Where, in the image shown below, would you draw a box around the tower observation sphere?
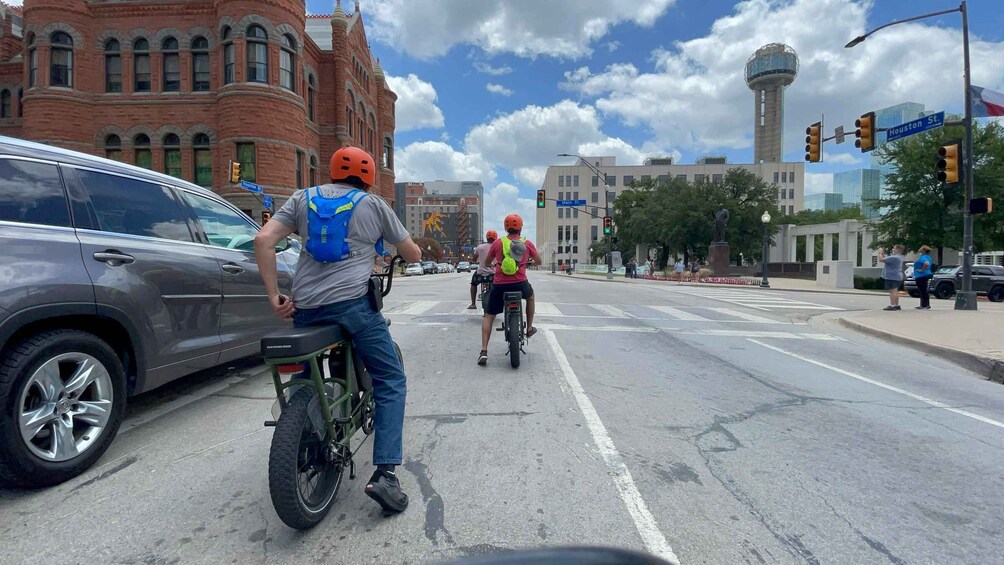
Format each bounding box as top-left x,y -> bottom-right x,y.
745,44 -> 799,164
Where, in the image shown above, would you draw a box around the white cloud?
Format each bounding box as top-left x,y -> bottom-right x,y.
804,172 -> 833,195
384,74 -> 445,132
826,152 -> 862,165
393,141 -> 496,185
486,83 -> 514,96
473,62 -> 513,76
483,182 -> 538,240
364,0 -> 677,59
562,0 -> 1004,158
577,138 -> 645,166
605,41 -> 622,53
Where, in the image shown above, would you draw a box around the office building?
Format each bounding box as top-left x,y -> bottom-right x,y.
833,169 -> 882,218
398,181 -> 483,260
804,192 -> 844,212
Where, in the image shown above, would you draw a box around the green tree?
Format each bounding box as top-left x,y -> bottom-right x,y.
716,168 -> 781,263
777,205 -> 866,226
414,237 -> 444,262
875,120 -> 1004,264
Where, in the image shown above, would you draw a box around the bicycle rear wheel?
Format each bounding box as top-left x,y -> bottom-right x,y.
507,310 -> 521,368
268,386 -> 345,530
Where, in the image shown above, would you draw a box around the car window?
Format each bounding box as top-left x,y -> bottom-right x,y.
0,158 -> 71,227
181,191 -> 259,252
974,267 -> 993,276
75,169 -> 194,241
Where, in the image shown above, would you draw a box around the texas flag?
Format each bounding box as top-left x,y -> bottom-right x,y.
970,85 -> 1004,117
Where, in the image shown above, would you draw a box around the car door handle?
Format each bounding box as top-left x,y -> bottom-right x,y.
222,263 -> 246,275
93,251 -> 135,265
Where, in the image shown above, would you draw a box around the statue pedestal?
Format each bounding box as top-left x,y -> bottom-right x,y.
709,242 -> 731,275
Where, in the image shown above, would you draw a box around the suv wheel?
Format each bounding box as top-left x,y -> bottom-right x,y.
989,285 -> 1004,303
934,283 -> 954,300
0,330 -> 126,488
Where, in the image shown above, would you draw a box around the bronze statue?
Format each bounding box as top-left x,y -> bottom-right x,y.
713,207 -> 730,243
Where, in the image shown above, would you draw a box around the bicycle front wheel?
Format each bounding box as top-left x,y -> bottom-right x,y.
268,387 -> 345,530
507,310 -> 521,368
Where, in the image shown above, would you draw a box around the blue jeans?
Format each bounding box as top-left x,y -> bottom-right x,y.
293,296 -> 406,466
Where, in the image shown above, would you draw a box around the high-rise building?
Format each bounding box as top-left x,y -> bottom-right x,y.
804,192 -> 845,212
833,169 -> 882,218
398,181 -> 484,260
536,156 -> 804,266
745,44 -> 799,164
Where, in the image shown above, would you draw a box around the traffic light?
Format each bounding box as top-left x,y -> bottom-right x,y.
229,160 -> 241,184
602,216 -> 612,235
854,112 -> 876,152
804,121 -> 822,163
261,211 -> 272,226
936,142 -> 960,183
537,189 -> 546,209
969,197 -> 992,215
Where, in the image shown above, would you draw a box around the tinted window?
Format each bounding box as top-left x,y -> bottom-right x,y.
76,169 -> 193,241
0,159 -> 70,227
181,191 -> 258,251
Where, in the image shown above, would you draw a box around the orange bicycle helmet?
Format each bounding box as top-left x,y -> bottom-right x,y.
486,230 -> 498,242
504,214 -> 523,232
329,146 -> 375,187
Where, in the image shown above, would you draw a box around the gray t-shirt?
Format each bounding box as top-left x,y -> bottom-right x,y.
273,183 -> 409,308
881,254 -> 905,281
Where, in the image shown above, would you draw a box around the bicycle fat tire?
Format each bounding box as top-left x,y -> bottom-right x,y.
507,311 -> 521,368
268,387 -> 344,530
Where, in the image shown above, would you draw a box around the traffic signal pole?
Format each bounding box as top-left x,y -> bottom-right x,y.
959,1 -> 977,310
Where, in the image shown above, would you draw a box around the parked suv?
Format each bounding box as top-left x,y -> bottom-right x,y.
421,261 -> 438,274
929,265 -> 1004,300
0,136 -> 296,488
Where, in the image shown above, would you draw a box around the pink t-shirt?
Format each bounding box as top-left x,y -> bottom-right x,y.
490,235 -> 538,284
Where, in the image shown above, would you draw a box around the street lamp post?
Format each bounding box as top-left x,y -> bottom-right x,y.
760,211 -> 772,288
551,250 -> 556,274
845,1 -> 976,310
558,153 -> 613,279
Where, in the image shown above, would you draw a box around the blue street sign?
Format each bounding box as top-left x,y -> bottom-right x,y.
263,195 -> 273,209
556,199 -> 588,207
240,180 -> 263,194
885,111 -> 945,143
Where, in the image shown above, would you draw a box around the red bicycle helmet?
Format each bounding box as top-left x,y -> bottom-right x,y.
504,214 -> 523,232
329,146 -> 375,187
486,230 -> 498,242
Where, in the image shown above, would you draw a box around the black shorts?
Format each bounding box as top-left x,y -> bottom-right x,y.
487,281 -> 533,316
471,273 -> 493,286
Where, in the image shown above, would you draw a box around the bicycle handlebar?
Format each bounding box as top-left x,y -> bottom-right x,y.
374,255 -> 405,297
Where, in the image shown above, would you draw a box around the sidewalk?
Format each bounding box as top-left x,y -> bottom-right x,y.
835,306 -> 1004,383
551,271 -> 881,296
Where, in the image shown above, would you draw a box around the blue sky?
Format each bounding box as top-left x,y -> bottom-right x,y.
310,0 -> 1004,235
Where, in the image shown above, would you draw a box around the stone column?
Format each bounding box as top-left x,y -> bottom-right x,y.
847,230 -> 859,266
860,229 -> 875,267
823,233 -> 833,261
806,234 -> 815,263
787,232 -> 797,262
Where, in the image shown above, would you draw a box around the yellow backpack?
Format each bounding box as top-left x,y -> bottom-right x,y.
500,236 -> 527,275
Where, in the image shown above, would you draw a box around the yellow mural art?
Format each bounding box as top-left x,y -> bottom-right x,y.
422,211 -> 446,237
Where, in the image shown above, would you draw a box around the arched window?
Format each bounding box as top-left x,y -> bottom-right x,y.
162,37 -> 180,92
357,102 -> 365,144
382,137 -> 393,169
192,36 -> 210,91
221,27 -> 235,85
27,34 -> 37,87
346,91 -> 355,136
280,34 -> 295,91
104,39 -> 122,92
16,89 -> 22,117
309,155 -> 317,186
0,90 -> 9,118
368,114 -> 376,155
134,134 -> 152,169
193,133 -> 212,187
307,75 -> 315,121
105,134 -> 122,161
295,150 -> 304,189
163,133 -> 182,178
50,32 -> 73,87
134,38 -> 151,92
246,25 -> 268,83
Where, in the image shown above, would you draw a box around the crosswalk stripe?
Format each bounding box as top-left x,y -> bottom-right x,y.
706,308 -> 779,324
396,301 -> 439,316
648,305 -> 712,321
592,304 -> 631,318
535,302 -> 561,316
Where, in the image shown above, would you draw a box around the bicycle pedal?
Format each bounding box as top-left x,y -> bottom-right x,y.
263,420 -> 276,427
495,327 -> 504,332
349,459 -> 356,480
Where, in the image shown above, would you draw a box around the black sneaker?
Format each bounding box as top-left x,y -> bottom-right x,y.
883,305 -> 896,311
477,350 -> 488,366
892,305 -> 902,310
365,469 -> 409,514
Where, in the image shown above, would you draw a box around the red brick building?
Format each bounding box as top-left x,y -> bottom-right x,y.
0,0 -> 397,218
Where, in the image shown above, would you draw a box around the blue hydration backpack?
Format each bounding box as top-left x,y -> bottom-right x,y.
305,187 -> 385,263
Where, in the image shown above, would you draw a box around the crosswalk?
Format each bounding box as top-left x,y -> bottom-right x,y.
667,287 -> 843,311
382,300 -> 798,324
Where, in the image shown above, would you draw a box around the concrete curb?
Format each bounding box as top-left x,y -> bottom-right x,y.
837,317 -> 1004,384
547,272 -> 880,297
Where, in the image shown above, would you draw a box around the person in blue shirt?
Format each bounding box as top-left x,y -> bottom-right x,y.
913,245 -> 934,310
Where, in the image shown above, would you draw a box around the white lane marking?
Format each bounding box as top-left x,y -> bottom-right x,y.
593,304 -> 631,318
742,304 -> 841,310
649,305 -> 711,321
748,339 -> 1004,430
707,308 -> 780,324
398,320 -> 835,339
543,329 -> 680,564
534,302 -> 562,316
397,300 -> 439,315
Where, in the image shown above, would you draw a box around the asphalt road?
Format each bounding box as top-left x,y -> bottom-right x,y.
2,271 -> 1003,565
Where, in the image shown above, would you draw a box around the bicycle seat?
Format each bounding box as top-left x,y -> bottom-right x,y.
261,325 -> 348,360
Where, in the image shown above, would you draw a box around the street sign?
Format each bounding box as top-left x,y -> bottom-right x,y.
834,126 -> 846,144
240,180 -> 263,194
885,111 -> 945,143
263,195 -> 273,209
556,199 -> 587,207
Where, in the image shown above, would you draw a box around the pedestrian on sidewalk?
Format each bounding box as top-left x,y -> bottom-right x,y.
644,260 -> 652,278
878,244 -> 905,311
690,260 -> 700,282
913,245 -> 934,310
674,259 -> 685,283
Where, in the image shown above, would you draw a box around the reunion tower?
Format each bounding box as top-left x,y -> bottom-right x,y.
745,44 -> 799,163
